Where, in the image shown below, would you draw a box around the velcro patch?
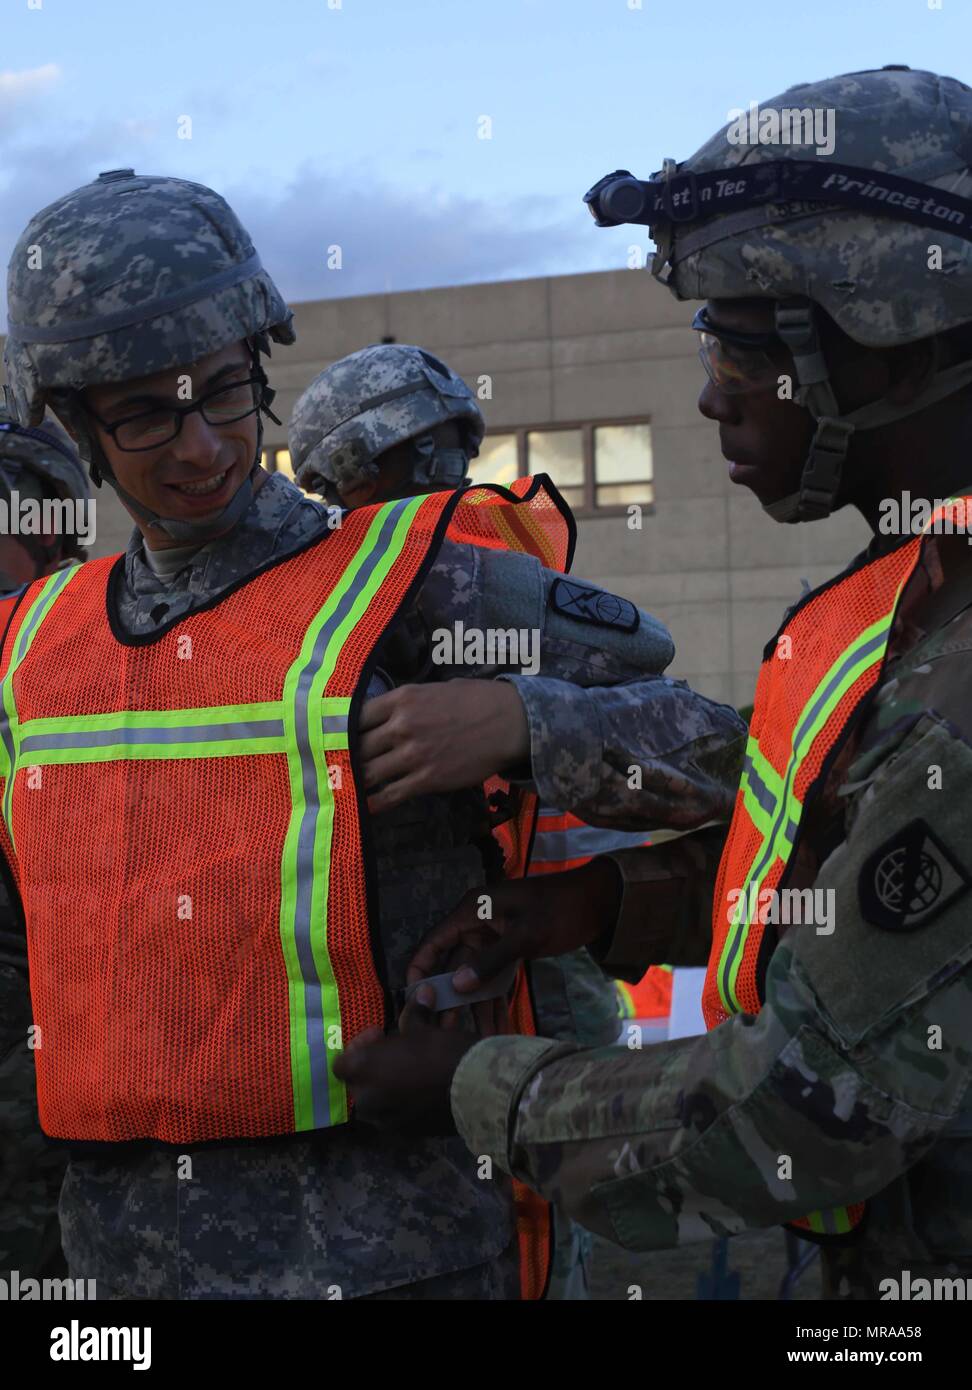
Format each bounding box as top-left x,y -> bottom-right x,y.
549,578 -> 639,632
858,818 -> 971,932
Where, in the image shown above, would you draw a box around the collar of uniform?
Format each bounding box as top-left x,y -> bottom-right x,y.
123,472 -> 327,602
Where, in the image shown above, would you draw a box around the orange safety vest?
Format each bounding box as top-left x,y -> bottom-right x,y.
0,479 -> 570,1147
704,494 -> 972,1239
615,965 -> 673,1021
528,807 -> 655,875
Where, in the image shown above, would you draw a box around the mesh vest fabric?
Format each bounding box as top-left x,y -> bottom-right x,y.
0,479 -> 569,1147
704,496 -> 972,1238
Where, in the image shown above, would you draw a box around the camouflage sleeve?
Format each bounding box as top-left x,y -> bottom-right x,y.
419,540 -> 675,683
417,541 -> 747,828
500,673 -> 746,830
591,824 -> 729,981
451,714 -> 972,1249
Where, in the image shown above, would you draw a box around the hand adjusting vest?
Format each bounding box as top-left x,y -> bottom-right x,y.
704,495 -> 972,1240
0,478 -> 571,1147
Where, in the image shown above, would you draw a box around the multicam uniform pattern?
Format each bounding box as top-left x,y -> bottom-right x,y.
451,528 -> 972,1300
39,471 -> 745,1299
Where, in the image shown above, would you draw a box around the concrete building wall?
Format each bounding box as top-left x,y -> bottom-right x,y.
0,268 -> 870,704
268,268 -> 870,706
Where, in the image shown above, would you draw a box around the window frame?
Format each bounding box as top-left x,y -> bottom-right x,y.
470,414 -> 654,518
264,413 -> 655,519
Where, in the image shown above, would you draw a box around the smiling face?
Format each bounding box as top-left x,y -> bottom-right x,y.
83,341 -> 264,548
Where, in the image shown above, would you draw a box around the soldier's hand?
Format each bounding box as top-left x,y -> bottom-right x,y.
359,679 -> 529,812
408,858 -> 623,996
333,988 -> 476,1135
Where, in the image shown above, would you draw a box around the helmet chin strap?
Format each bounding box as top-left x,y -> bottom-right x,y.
410,434 -> 469,490
764,299 -> 972,524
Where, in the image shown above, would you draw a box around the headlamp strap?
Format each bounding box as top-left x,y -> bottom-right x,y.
586,159 -> 972,248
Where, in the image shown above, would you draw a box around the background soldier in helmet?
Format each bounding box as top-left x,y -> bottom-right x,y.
0,415 -> 90,1283
291,342 -> 662,1297
1,171 -> 744,1299
337,66 -> 972,1301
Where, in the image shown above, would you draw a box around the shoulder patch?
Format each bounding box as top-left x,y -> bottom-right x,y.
858,818 -> 971,932
549,578 -> 639,632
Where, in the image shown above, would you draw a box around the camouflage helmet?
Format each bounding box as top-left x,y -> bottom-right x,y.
585,67 -> 972,523
0,411 -> 91,560
289,344 -> 484,502
4,169 -> 295,541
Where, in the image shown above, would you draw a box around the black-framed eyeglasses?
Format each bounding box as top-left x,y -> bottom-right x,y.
87,374 -> 267,452
691,306 -> 785,396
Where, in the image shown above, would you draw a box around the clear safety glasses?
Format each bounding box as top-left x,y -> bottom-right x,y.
691,307 -> 784,396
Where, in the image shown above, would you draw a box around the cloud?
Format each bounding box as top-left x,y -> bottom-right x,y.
0,63 -> 61,135
0,63 -> 60,100
226,162 -> 610,302
0,135 -> 617,332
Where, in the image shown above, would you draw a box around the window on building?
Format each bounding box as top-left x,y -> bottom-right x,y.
525,429 -> 585,510
593,423 -> 653,508
266,418 -> 653,514
517,418 -> 652,512
272,448 -> 296,481
468,433 -> 518,489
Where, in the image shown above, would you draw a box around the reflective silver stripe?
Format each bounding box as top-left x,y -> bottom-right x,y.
0,568 -> 78,834
742,755 -> 776,818
292,498 -> 413,1129
721,624 -> 890,1009
19,719 -> 285,753
530,823 -> 651,863
17,712 -> 346,755
13,568 -> 75,663
819,1209 -> 839,1235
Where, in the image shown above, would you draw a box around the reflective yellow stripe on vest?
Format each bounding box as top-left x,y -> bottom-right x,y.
716,607 -> 896,1020
0,495 -> 426,1132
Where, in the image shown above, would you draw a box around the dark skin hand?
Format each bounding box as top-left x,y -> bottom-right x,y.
358,678 -> 529,813
407,857 -> 622,992
333,860 -> 623,1133
334,987 -> 478,1136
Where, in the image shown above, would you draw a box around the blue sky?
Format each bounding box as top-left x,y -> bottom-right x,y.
0,0 -> 969,322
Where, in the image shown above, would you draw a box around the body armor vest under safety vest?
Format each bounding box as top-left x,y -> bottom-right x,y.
704,495 -> 972,1240
0,478 -> 571,1153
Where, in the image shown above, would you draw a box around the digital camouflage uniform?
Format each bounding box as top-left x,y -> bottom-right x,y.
449,67 -> 972,1300
53,471 -> 745,1300
3,172 -> 746,1299
0,416 -> 90,1282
